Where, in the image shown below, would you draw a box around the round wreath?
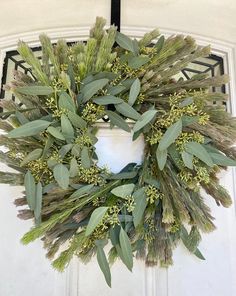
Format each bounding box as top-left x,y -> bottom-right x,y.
1,17 -> 236,286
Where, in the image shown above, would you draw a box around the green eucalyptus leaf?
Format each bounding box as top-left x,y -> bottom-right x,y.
156,148 -> 167,170
34,182 -> 43,223
115,102 -> 141,120
115,32 -> 137,54
109,171 -> 137,180
119,227 -> 133,271
179,97 -> 194,107
68,111 -> 87,129
58,91 -> 76,113
194,248 -> 205,260
133,110 -> 157,133
106,110 -> 131,132
70,184 -> 94,198
81,146 -> 91,168
181,151 -> 194,169
16,85 -> 53,96
53,163 -> 70,189
128,56 -> 149,69
81,79 -> 109,102
8,120 -> 51,138
128,78 -> 140,106
209,152 -> 236,166
47,126 -> 65,141
185,142 -> 214,167
85,207 -> 109,236
92,95 -> 123,105
111,184 -> 135,198
21,148 -> 43,166
97,245 -> 112,287
58,144 -> 73,158
69,158 -> 78,178
71,144 -> 81,157
61,114 -> 74,142
158,119 -> 182,151
108,85 -> 126,96
133,188 -> 147,227
24,170 -> 36,210
15,111 -> 29,124
182,115 -> 199,127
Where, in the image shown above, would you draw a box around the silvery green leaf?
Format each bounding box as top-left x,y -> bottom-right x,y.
16,85 -> 53,96
24,170 -> 36,210
158,119 -> 182,151
58,91 -> 76,113
81,78 -> 109,102
119,227 -> 133,271
144,178 -> 160,188
182,115 -> 199,127
8,120 -> 51,138
47,126 -> 65,141
133,110 -> 157,133
109,171 -> 137,180
92,95 -> 123,105
15,111 -> 29,125
106,111 -> 131,133
181,151 -> 193,169
68,111 -> 87,129
154,35 -> 165,53
209,152 -> 236,166
128,56 -> 149,69
58,144 -> 73,158
96,245 -> 112,287
115,32 -> 137,54
194,248 -> 205,260
133,188 -> 147,227
128,78 -> 140,106
108,85 -> 126,95
85,207 -> 108,236
115,102 -> 141,120
71,144 -> 81,157
81,146 -> 91,168
21,148 -> 43,166
69,158 -> 78,177
156,148 -> 167,170
34,182 -> 43,223
179,97 -> 194,107
185,142 -> 214,167
53,163 -> 69,189
70,184 -> 94,198
61,114 -> 74,142
111,184 -> 135,198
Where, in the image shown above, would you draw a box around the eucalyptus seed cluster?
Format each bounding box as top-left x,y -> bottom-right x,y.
81,103 -> 105,124
145,185 -> 163,204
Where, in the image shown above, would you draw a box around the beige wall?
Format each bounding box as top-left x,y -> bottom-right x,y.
0,0 -> 235,44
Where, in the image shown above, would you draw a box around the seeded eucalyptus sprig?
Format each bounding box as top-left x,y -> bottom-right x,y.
0,17 -> 235,287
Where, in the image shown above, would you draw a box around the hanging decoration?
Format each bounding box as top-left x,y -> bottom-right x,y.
0,17 -> 235,287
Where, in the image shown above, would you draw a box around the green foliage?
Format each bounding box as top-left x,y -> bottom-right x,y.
1,17 -> 235,287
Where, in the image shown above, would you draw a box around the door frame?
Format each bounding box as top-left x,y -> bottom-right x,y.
0,25 -> 235,296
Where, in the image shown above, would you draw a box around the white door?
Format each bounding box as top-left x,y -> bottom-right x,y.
1,5 -> 236,296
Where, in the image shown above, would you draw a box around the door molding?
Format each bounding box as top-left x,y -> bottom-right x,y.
0,25 -> 235,296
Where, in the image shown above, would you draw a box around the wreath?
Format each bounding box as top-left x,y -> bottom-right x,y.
1,17 -> 236,286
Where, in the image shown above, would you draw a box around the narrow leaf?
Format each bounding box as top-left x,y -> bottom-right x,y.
61,114 -> 74,142
53,163 -> 69,189
81,146 -> 91,168
70,184 -> 94,198
68,111 -> 87,129
69,158 -> 78,177
119,228 -> 133,271
158,119 -> 182,151
85,207 -> 109,236
47,126 -> 65,141
133,110 -> 157,133
111,184 -> 135,198
185,142 -> 214,167
21,148 -> 42,166
8,120 -> 51,138
156,148 -> 167,170
128,78 -> 140,106
34,182 -> 43,223
24,170 -> 36,210
106,111 -> 131,132
115,102 -> 141,120
16,85 -> 53,96
58,91 -> 76,113
181,151 -> 193,169
81,79 -> 109,102
116,32 -> 137,53
97,246 -> 112,287
209,152 -> 236,166
133,188 -> 147,227
92,95 -> 123,105
128,56 -> 149,69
